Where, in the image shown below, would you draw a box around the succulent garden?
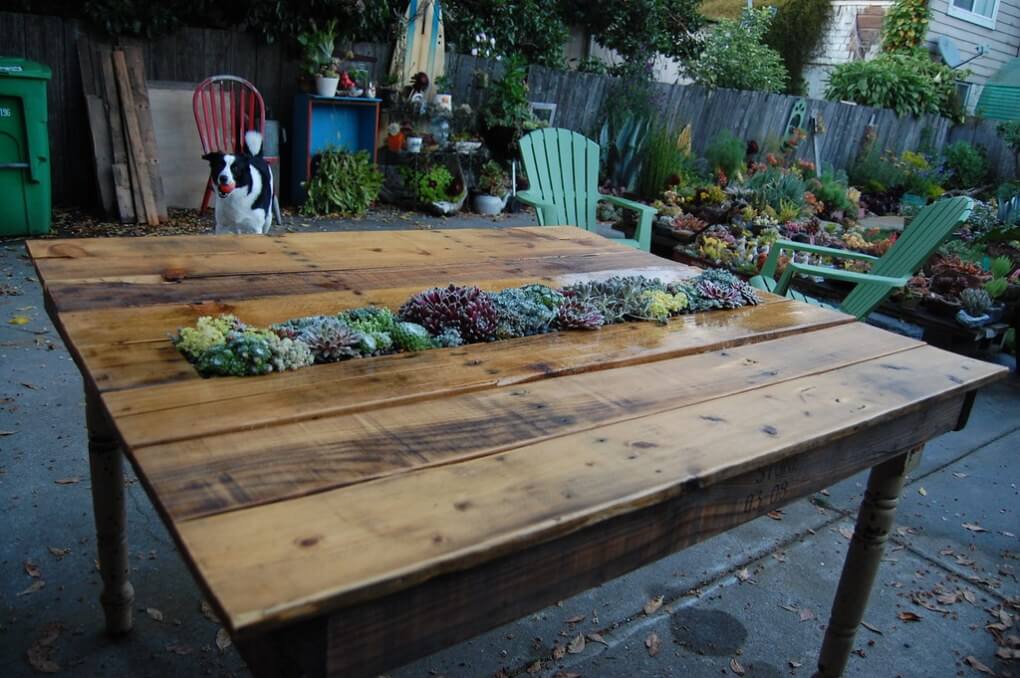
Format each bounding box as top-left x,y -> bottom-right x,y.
619,119 -> 1019,353
173,270 -> 760,377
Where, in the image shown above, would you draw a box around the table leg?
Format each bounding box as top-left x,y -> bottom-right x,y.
815,446 -> 921,677
86,388 -> 135,635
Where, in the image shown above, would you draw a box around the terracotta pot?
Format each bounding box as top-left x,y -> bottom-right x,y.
387,133 -> 405,153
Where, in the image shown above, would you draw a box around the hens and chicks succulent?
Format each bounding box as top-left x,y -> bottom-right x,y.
174,270 -> 759,377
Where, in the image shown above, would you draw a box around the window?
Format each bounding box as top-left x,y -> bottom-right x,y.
947,0 -> 1000,29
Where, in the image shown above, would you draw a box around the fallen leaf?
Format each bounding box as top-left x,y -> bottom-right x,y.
936,592 -> 960,605
644,632 -> 660,657
26,623 -> 62,673
799,608 -> 816,622
551,643 -> 566,660
1002,531 -> 1016,538
962,523 -> 988,533
200,600 -> 220,623
953,472 -> 968,479
564,615 -> 585,624
146,608 -> 164,622
526,660 -> 544,674
0,430 -> 14,437
918,487 -> 927,496
54,477 -> 79,485
789,659 -> 803,668
767,510 -> 783,520
860,621 -> 883,635
166,644 -> 193,656
215,627 -> 232,651
8,315 -> 29,325
24,561 -> 41,577
567,633 -> 585,654
47,547 -> 70,560
586,632 -> 608,646
962,590 -> 977,604
897,611 -> 922,622
20,382 -> 39,390
963,655 -> 994,674
997,646 -> 1020,660
730,658 -> 746,675
17,580 -> 45,596
644,595 -> 664,615
838,527 -> 855,541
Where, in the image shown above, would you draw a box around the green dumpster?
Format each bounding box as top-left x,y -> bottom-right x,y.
0,57 -> 51,236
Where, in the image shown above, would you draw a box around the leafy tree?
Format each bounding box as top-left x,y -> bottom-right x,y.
443,0 -> 570,67
764,0 -> 832,94
567,0 -> 704,65
686,8 -> 788,93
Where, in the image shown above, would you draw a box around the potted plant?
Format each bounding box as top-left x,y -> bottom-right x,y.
984,255 -> 1013,322
297,20 -> 340,97
433,74 -> 453,112
378,73 -> 401,107
957,288 -> 992,327
478,56 -> 532,162
473,161 -> 509,215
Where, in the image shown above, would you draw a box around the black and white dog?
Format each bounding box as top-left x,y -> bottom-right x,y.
202,131 -> 274,235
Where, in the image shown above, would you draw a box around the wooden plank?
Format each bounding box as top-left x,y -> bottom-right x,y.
85,95 -> 116,214
97,43 -> 137,223
175,345 -> 1004,635
124,45 -> 168,220
43,250 -> 659,312
29,227 -> 626,283
130,322 -> 908,521
299,395 -> 970,678
113,48 -> 160,226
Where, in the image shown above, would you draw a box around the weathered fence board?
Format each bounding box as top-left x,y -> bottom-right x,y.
0,11 -> 1014,207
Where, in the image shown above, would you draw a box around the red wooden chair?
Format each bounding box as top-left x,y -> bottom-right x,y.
193,75 -> 281,224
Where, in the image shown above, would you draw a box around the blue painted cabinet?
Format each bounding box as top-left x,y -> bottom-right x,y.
291,94 -> 381,204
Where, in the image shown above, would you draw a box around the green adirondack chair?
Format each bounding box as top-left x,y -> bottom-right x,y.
517,128 -> 657,251
749,196 -> 974,319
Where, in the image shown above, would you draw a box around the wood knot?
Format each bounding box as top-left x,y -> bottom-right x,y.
295,535 -> 322,548
162,267 -> 187,282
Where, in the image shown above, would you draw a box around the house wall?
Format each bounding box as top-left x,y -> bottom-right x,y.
927,0 -> 1020,108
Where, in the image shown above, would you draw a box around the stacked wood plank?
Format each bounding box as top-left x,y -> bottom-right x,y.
78,39 -> 166,225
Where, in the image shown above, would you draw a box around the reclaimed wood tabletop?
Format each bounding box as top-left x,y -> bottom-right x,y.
28,227 -> 1008,677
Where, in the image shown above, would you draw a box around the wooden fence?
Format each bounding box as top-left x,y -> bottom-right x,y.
0,11 -> 1014,207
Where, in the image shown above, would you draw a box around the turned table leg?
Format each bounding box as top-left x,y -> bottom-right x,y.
86,388 -> 135,635
815,446 -> 922,678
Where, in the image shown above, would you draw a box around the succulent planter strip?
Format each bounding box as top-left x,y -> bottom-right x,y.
173,270 -> 761,378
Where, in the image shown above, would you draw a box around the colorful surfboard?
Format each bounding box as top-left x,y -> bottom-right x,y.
390,0 -> 446,95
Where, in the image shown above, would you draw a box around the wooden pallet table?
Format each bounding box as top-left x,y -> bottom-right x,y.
27,227 -> 1007,677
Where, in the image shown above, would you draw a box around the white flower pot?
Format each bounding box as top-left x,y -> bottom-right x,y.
315,76 -> 339,97
406,136 -> 423,154
473,193 -> 505,215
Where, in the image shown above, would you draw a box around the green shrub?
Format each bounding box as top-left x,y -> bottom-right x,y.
744,167 -> 807,212
638,127 -> 696,200
849,144 -> 906,193
764,0 -> 832,94
809,170 -> 858,217
942,141 -> 988,189
705,130 -> 746,180
301,148 -> 382,217
824,50 -> 964,121
881,0 -> 930,53
685,8 -> 788,93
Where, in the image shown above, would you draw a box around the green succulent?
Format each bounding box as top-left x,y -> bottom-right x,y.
561,276 -> 666,323
491,286 -> 562,338
390,321 -> 436,352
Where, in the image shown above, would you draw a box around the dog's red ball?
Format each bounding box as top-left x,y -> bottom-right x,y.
219,183 -> 235,194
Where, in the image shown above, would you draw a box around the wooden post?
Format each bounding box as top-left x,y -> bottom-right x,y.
815,446 -> 922,677
86,388 -> 135,635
